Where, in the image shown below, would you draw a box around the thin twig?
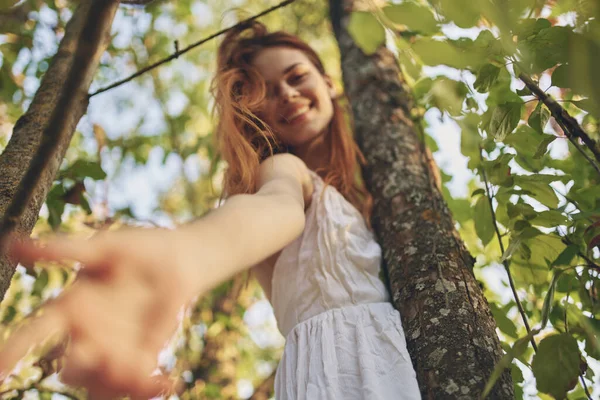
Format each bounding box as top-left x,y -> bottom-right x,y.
564,293 -> 593,400
559,234 -> 600,273
518,72 -> 600,165
579,375 -> 593,400
479,148 -> 538,352
554,117 -> 600,176
89,0 -> 297,98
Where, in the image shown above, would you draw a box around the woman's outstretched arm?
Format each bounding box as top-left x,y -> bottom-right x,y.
173,152 -> 312,296
0,153 -> 312,399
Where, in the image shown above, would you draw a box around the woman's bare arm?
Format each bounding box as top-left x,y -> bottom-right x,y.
0,154 -> 313,398
172,153 -> 313,298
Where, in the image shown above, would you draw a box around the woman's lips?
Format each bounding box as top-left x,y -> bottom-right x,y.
281,103 -> 312,124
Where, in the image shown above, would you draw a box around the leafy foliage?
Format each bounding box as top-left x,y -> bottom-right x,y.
350,0 -> 600,398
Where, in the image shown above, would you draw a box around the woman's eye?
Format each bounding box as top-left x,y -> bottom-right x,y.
289,73 -> 307,84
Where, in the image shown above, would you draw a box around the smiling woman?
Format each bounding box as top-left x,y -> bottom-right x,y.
211,21 -> 372,222
209,21 -> 421,399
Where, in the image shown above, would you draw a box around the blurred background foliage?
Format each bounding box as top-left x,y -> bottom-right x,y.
0,0 -> 599,399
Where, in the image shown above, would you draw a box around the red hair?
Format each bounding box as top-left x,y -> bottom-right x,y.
211,21 -> 372,224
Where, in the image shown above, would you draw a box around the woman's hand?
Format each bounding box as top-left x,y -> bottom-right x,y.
0,229 -> 193,399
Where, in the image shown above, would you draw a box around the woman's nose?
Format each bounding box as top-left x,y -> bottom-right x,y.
279,83 -> 299,103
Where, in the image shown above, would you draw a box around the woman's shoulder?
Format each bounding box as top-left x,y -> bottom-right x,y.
258,154 -> 314,210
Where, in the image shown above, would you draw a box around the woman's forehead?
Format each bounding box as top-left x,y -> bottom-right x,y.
251,47 -> 312,80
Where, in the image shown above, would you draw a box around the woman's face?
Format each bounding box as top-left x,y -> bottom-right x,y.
251,46 -> 336,149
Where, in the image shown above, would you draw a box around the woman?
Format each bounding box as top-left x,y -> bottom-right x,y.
0,22 -> 420,400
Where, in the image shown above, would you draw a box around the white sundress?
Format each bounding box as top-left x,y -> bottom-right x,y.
271,170 -> 421,400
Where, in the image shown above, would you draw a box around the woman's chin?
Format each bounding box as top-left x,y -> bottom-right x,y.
290,131 -> 328,153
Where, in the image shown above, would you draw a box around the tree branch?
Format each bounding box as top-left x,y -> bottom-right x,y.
519,73 -> 600,165
553,111 -> 600,176
0,0 -> 118,246
0,0 -> 119,301
89,0 -> 298,98
330,0 -> 514,397
479,149 -> 538,353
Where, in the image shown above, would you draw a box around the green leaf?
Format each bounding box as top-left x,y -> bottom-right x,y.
515,18 -> 551,41
69,160 -> 107,180
39,392 -> 53,400
411,38 -> 478,69
516,86 -> 533,96
531,210 -> 567,227
474,195 -> 495,246
32,269 -> 49,297
572,99 -> 600,119
1,305 -> 17,323
348,12 -> 385,55
518,26 -> 571,74
552,64 -> 570,88
532,334 -> 581,400
429,77 -> 469,116
438,0 -> 480,28
474,64 -> 501,93
483,153 -> 514,186
489,102 -> 523,141
481,329 -> 539,399
46,184 -> 66,231
541,271 -> 561,329
551,244 -> 579,267
507,203 -> 537,220
503,125 -> 547,172
528,102 -> 551,133
501,227 -> 540,262
533,135 -> 556,159
383,3 -> 438,34
511,363 -> 524,384
459,113 -> 481,161
501,236 -> 524,263
490,303 -> 518,338
566,32 -> 600,118
556,272 -> 579,293
447,196 -> 473,225
513,175 -> 560,209
413,77 -> 434,100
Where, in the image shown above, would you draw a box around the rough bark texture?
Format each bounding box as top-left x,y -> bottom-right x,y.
0,1 -> 119,301
330,1 -> 514,398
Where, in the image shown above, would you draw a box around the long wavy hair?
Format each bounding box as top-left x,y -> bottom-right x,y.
211,21 -> 372,224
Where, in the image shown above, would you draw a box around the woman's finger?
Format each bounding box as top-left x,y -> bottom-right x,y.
0,307 -> 66,376
10,237 -> 109,272
59,337 -> 102,388
130,374 -> 185,400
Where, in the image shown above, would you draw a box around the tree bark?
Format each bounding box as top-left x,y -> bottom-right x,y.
0,0 -> 119,301
329,1 -> 514,398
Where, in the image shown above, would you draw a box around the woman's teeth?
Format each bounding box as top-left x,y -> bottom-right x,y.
287,105 -> 310,121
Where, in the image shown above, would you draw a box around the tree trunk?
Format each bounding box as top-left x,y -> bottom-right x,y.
329,1 -> 514,398
0,0 -> 119,301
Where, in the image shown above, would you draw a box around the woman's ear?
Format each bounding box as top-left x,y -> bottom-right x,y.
324,75 -> 337,99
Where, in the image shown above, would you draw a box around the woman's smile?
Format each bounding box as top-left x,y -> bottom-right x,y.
281,103 -> 313,124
